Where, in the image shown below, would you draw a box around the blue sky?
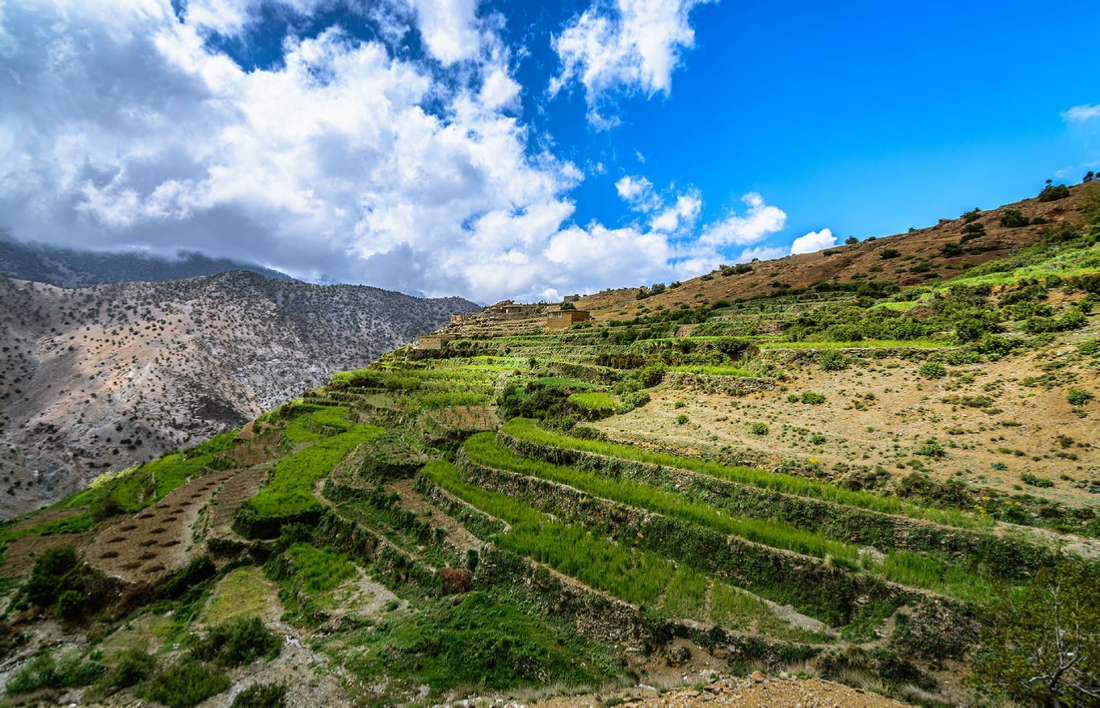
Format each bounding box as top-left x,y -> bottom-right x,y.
1,0 -> 1098,302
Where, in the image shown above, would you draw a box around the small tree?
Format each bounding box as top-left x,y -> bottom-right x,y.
973,560 -> 1100,706
845,235 -> 858,245
1000,209 -> 1030,228
1085,171 -> 1095,183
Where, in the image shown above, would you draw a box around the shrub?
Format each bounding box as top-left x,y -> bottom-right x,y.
819,350 -> 848,371
787,393 -> 799,403
880,249 -> 901,259
1066,389 -> 1094,406
232,683 -> 288,708
1020,473 -> 1054,489
999,210 -> 1029,228
139,661 -> 230,708
800,392 -> 826,405
22,546 -> 77,608
845,236 -> 859,245
961,208 -> 982,223
959,222 -> 986,243
189,617 -> 281,667
56,589 -> 85,621
5,653 -> 106,695
810,434 -> 826,445
916,440 -> 946,459
1037,182 -> 1071,202
675,414 -> 689,425
940,242 -> 964,257
110,648 -> 157,688
918,362 -> 947,379
749,422 -> 769,435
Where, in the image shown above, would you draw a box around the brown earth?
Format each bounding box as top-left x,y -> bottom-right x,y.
574,184 -> 1092,318
85,469 -> 234,583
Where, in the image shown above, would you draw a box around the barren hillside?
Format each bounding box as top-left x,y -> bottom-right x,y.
0,271 -> 478,516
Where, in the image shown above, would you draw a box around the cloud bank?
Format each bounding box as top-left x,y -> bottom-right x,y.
0,0 -> 792,303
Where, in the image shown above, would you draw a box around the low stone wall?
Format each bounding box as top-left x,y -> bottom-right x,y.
664,372 -> 776,395
497,431 -> 1053,579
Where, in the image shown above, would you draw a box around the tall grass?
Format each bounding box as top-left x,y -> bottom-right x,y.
659,565 -> 707,620
422,461 -> 673,606
758,340 -> 949,350
245,425 -> 384,517
465,434 -> 859,563
568,392 -> 616,411
285,543 -> 356,593
502,419 -> 990,531
669,365 -> 755,376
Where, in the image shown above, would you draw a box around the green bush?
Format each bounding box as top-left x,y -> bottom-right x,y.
999,210 -> 1029,228
918,362 -> 947,379
1067,389 -> 1094,406
56,589 -> 85,621
139,661 -> 230,708
810,434 -> 826,445
675,414 -> 689,425
880,249 -> 901,259
800,391 -> 826,405
940,242 -> 964,257
749,422 -> 769,435
231,683 -> 288,708
189,617 -> 281,667
5,653 -> 106,695
110,648 -> 157,688
916,440 -> 946,459
1038,182 -> 1071,202
819,350 -> 848,371
1020,473 -> 1054,489
22,546 -> 77,608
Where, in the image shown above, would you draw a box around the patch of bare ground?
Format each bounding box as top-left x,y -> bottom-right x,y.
594,346 -> 1100,510
0,530 -> 95,578
85,468 -> 234,583
384,479 -> 482,554
205,463 -> 272,543
526,673 -> 912,708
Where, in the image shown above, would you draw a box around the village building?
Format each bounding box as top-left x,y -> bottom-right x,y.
546,309 -> 590,328
418,334 -> 455,349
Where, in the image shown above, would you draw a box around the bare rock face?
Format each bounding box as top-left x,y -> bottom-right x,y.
0,271 -> 478,516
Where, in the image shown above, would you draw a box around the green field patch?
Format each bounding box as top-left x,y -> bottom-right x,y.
534,376 -> 599,390
464,433 -> 859,563
669,364 -> 755,376
659,565 -> 707,620
758,340 -> 949,350
502,419 -> 989,531
286,543 -> 357,593
203,567 -> 275,626
243,425 -> 384,518
567,392 -> 617,411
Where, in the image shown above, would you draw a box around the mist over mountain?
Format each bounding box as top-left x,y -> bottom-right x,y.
0,235 -> 292,288
0,270 -> 478,516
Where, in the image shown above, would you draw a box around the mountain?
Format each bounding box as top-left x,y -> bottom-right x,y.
0,270 -> 478,516
0,235 -> 292,288
0,184 -> 1098,708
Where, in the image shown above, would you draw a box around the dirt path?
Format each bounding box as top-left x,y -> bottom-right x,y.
528,673 -> 912,708
206,463 -> 273,542
85,468 -> 234,583
385,478 -> 482,553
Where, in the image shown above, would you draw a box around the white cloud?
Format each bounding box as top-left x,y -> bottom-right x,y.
649,192 -> 700,232
407,0 -> 482,65
550,0 -> 713,126
699,193 -> 786,247
0,0 -> 787,304
789,228 -> 835,255
1062,104 -> 1100,123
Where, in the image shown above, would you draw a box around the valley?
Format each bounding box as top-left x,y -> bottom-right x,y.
0,183 -> 1098,707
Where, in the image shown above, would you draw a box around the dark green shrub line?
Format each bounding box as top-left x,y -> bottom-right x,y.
497,426 -> 1054,580
500,419 -> 987,529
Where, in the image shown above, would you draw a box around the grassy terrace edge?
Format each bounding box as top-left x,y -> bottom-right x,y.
500,418 -> 991,531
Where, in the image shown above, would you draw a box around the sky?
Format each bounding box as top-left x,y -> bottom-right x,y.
1,0 -> 1098,303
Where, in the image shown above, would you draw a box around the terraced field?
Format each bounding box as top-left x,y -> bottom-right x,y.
2,203 -> 1100,707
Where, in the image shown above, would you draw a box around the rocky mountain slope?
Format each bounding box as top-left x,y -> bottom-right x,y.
0,271 -> 477,516
0,236 -> 291,288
